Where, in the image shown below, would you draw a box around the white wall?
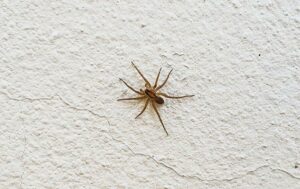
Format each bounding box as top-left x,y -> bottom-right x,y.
1,1 -> 299,188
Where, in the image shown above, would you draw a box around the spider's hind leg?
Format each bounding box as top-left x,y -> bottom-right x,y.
151,101 -> 169,136
157,92 -> 194,99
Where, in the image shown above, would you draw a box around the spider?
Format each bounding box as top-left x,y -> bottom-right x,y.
118,62 -> 194,135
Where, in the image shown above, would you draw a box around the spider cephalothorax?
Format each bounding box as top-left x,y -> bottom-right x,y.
118,62 -> 194,135
144,89 -> 164,104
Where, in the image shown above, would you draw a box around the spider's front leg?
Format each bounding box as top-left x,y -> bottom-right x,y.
153,68 -> 162,89
120,78 -> 143,95
155,69 -> 173,91
131,62 -> 151,87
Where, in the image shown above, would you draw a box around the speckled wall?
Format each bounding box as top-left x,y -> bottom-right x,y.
0,1 -> 299,188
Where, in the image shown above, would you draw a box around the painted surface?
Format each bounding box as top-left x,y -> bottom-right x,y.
0,1 -> 299,188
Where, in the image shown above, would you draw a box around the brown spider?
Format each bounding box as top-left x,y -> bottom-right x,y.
118,62 -> 194,135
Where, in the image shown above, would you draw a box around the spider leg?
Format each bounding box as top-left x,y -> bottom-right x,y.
131,61 -> 151,87
153,68 -> 162,89
135,98 -> 150,119
120,78 -> 143,95
117,96 -> 146,101
157,92 -> 194,99
155,69 -> 173,91
151,100 -> 169,136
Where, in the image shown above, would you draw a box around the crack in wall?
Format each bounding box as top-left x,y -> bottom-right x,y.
109,135 -> 300,183
1,91 -> 299,184
0,91 -> 55,102
1,91 -> 112,187
271,168 -> 300,180
0,91 -> 111,126
55,95 -> 111,126
19,137 -> 27,189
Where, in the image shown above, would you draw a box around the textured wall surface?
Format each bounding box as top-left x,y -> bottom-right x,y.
1,0 -> 299,188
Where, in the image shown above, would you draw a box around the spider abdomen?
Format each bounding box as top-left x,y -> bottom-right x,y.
155,96 -> 164,104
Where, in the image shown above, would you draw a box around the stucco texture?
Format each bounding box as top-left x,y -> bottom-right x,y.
1,0 -> 299,188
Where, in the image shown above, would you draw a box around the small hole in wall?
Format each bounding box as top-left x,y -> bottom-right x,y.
258,54 -> 261,56
295,165 -> 298,169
